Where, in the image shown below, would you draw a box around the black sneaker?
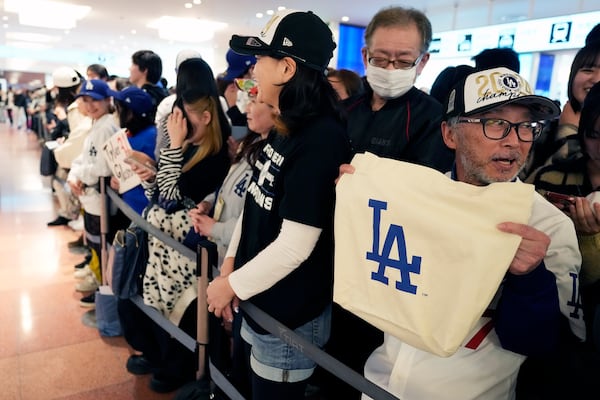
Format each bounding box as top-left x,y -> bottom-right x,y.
127,355 -> 159,375
79,292 -> 95,308
150,373 -> 187,393
74,256 -> 91,270
47,216 -> 70,227
68,234 -> 85,248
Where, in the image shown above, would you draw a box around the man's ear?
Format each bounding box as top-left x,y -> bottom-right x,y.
441,120 -> 457,150
361,46 -> 369,69
416,52 -> 430,76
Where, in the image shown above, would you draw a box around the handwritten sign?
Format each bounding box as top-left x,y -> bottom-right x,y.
102,129 -> 141,194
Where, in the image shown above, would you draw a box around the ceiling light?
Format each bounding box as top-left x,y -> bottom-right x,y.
184,3 -> 192,8
277,6 -> 286,11
256,13 -> 264,18
266,10 -> 274,15
148,16 -> 227,43
193,0 -> 201,4
6,31 -> 61,43
4,0 -> 90,30
341,16 -> 350,22
6,41 -> 51,50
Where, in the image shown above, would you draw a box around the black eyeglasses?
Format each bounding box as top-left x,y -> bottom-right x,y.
457,118 -> 545,142
367,53 -> 424,70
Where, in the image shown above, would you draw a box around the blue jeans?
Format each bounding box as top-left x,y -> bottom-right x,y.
240,304 -> 331,383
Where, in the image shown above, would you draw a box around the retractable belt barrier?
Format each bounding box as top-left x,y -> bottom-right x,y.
105,187 -> 400,400
240,301 -> 400,400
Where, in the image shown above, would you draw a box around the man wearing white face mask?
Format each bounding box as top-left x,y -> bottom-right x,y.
342,6 -> 453,171
316,6 -> 455,400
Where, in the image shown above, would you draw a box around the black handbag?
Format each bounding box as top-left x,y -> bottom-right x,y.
40,145 -> 57,176
108,225 -> 148,299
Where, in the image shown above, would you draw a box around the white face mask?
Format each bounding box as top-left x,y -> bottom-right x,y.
366,64 -> 417,99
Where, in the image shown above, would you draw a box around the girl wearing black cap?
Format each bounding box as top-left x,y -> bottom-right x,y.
206,9 -> 351,399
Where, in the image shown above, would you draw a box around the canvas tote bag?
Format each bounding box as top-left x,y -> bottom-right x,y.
334,152 -> 534,357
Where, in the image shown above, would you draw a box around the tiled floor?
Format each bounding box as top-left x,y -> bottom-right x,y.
0,123 -> 175,400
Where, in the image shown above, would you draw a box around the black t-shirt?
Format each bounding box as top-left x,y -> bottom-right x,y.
179,144 -> 230,204
235,116 -> 351,333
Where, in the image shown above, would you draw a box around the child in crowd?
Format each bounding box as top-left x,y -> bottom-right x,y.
67,79 -> 118,296
108,85 -> 157,215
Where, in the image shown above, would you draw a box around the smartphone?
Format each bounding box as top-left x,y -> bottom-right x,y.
544,191 -> 576,207
125,156 -> 157,174
173,97 -> 194,138
231,125 -> 248,140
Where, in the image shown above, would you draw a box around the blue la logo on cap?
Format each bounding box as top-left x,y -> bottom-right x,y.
77,79 -> 110,100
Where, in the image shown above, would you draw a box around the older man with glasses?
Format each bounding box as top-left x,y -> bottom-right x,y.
341,6 -> 453,172
317,6 -> 455,399
360,67 -> 586,400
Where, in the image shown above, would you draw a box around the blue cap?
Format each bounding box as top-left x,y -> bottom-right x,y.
222,49 -> 256,82
108,86 -> 154,117
76,79 -> 110,100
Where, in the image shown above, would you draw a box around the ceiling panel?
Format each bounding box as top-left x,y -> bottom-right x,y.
0,0 -> 598,86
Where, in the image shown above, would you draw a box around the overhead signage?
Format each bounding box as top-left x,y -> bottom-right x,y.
432,10 -> 600,58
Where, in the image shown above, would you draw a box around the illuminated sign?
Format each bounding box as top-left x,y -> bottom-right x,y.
432,11 -> 600,58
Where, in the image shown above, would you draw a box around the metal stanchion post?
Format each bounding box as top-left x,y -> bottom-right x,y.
196,242 -> 212,380
99,177 -> 108,279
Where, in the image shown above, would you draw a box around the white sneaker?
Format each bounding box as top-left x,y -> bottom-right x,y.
75,274 -> 99,292
74,265 -> 92,279
68,216 -> 84,231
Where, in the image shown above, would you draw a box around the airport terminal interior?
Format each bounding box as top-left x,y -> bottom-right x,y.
1,1 -> 600,399
0,124 -> 173,399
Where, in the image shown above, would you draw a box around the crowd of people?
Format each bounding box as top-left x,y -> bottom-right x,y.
17,4 -> 600,400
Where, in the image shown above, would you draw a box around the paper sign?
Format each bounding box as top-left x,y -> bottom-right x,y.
44,140 -> 60,150
102,129 -> 142,194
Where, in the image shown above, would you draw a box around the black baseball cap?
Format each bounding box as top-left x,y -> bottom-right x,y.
229,9 -> 336,73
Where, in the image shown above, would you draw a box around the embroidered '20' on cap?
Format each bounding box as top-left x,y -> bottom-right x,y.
229,9 -> 336,73
445,67 -> 560,120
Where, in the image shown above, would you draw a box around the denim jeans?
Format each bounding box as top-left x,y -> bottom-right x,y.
240,304 -> 331,383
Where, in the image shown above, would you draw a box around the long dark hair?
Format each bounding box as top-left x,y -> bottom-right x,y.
276,63 -> 344,136
178,90 -> 224,172
234,130 -> 267,166
567,42 -> 600,112
175,58 -> 231,140
578,81 -> 600,158
115,102 -> 154,135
